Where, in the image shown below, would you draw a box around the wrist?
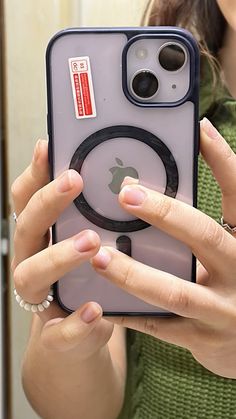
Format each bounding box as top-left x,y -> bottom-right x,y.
22,340 -> 125,419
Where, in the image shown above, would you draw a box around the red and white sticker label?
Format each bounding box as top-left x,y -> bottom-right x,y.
69,56 -> 96,119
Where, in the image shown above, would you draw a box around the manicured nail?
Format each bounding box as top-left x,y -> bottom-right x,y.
57,170 -> 79,193
80,303 -> 102,324
92,248 -> 111,270
201,117 -> 220,140
120,185 -> 146,206
33,139 -> 42,163
74,231 -> 95,253
121,176 -> 139,190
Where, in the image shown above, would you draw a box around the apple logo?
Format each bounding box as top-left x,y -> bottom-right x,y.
108,158 -> 139,194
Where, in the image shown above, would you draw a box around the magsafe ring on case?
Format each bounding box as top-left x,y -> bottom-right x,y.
69,125 -> 179,232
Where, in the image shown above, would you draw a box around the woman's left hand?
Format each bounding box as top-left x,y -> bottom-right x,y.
91,118 -> 236,379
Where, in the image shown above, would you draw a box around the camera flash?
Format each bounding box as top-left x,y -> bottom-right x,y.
135,48 -> 148,60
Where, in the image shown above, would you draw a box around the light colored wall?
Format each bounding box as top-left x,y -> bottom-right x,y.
5,1 -> 148,418
5,3 -> 81,418
80,0 -> 148,26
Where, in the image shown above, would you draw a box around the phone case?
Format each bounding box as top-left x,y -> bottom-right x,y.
46,27 -> 199,315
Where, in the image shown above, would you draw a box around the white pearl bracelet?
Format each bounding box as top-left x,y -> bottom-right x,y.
14,288 -> 54,312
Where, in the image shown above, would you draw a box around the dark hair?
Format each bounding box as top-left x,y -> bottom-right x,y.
142,0 -> 227,82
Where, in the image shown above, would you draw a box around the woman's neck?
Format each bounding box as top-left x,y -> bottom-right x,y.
219,25 -> 236,98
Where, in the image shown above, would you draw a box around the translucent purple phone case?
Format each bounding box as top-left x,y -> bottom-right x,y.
46,27 -> 199,315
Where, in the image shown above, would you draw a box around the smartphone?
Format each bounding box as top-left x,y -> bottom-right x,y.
46,27 -> 199,315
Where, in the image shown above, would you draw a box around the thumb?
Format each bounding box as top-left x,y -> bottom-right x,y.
40,302 -> 104,352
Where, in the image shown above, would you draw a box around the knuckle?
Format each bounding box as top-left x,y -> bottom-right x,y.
60,324 -> 77,345
30,159 -> 39,179
36,187 -> 47,210
11,177 -> 22,202
40,327 -> 56,350
201,219 -> 224,249
165,286 -> 178,312
47,245 -> 60,271
143,317 -> 158,337
121,262 -> 136,289
40,332 -> 51,350
13,264 -> 27,294
166,281 -> 190,314
177,286 -> 191,314
154,195 -> 173,223
117,316 -> 128,328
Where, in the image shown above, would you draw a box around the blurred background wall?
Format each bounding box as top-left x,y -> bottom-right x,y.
4,0 -> 148,417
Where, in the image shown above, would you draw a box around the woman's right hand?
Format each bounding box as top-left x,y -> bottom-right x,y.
11,139 -> 114,359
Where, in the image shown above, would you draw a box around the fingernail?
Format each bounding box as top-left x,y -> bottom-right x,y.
74,231 -> 95,253
201,117 -> 220,140
33,139 -> 42,163
120,186 -> 146,206
57,170 -> 78,193
92,248 -> 111,270
80,303 -> 102,324
121,176 -> 139,190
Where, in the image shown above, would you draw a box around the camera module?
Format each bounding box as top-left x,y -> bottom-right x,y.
158,43 -> 186,72
131,70 -> 159,100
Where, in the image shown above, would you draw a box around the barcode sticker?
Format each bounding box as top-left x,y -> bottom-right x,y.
69,56 -> 97,119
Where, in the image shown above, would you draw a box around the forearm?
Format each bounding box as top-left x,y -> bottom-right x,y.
22,319 -> 126,419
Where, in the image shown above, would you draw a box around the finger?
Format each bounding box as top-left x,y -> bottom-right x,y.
106,315 -> 194,349
13,169 -> 83,266
41,302 -> 113,353
91,247 -> 231,322
118,183 -> 236,275
121,176 -> 139,189
14,230 -> 100,304
11,140 -> 49,215
200,118 -> 236,228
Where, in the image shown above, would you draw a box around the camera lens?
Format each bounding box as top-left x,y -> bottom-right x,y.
131,70 -> 159,99
158,43 -> 186,72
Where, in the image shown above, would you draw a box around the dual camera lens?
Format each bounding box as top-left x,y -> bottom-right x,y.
132,70 -> 158,100
131,43 -> 186,100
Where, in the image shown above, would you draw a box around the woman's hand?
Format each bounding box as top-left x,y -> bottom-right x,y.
91,118 -> 236,379
11,139 -> 114,359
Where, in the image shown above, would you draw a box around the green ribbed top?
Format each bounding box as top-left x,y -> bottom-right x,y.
118,66 -> 236,419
